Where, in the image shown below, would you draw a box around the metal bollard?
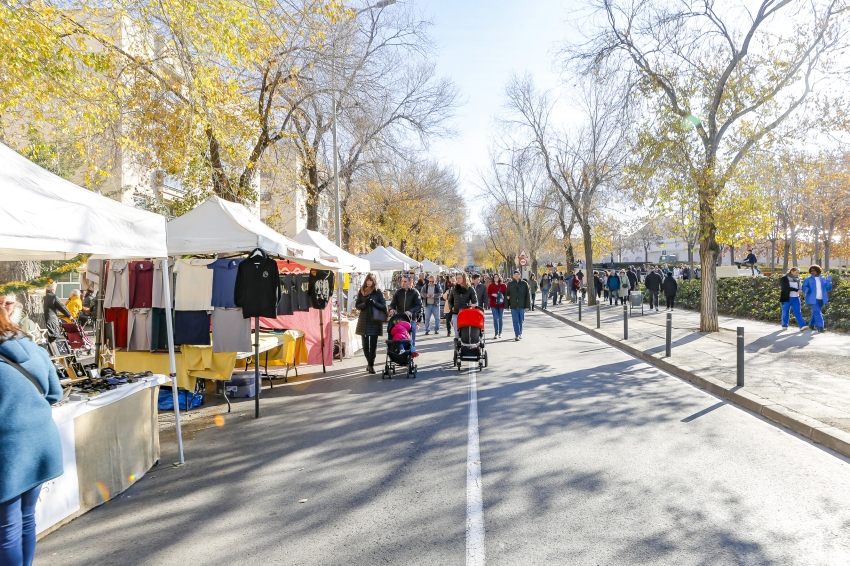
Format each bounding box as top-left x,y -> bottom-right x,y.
578,300 -> 582,321
666,313 -> 672,357
737,327 -> 745,387
596,301 -> 600,329
623,303 -> 628,340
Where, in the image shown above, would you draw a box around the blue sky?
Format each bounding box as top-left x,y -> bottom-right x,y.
422,0 -> 581,226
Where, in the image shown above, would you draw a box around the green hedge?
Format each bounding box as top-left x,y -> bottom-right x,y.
670,273 -> 850,331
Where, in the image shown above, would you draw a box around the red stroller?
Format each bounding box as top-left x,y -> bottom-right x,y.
453,308 -> 488,371
62,321 -> 94,356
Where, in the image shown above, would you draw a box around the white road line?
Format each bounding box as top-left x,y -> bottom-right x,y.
467,363 -> 485,566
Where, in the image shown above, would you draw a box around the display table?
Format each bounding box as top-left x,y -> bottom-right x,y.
332,319 -> 360,358
36,375 -> 169,539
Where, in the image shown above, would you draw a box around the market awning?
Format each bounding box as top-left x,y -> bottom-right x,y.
420,259 -> 443,273
360,246 -> 408,271
385,246 -> 421,268
291,229 -> 367,273
166,197 -> 334,269
0,142 -> 168,260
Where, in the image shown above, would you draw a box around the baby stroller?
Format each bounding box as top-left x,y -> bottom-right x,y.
62,321 -> 94,357
453,307 -> 488,371
382,313 -> 417,380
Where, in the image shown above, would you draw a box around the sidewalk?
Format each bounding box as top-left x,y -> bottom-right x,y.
539,298 -> 850,458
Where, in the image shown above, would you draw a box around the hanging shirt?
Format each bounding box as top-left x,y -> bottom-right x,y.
104,307 -> 128,349
309,270 -> 335,309
174,259 -> 216,311
234,254 -> 281,318
208,258 -> 244,308
212,307 -> 252,353
103,260 -> 130,309
174,311 -> 211,346
129,261 -> 154,309
277,274 -> 295,316
294,273 -> 311,311
151,259 -> 174,309
127,308 -> 152,351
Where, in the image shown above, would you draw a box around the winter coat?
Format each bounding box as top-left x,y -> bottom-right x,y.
420,283 -> 443,306
528,279 -> 539,294
626,271 -> 638,289
594,275 -> 603,293
473,282 -> 488,310
389,288 -> 423,317
607,275 -> 621,291
779,275 -> 802,303
506,279 -> 531,310
644,272 -> 663,293
662,274 -> 678,297
540,276 -> 551,292
43,291 -> 72,341
0,335 -> 64,504
355,290 -> 387,336
448,284 -> 477,313
63,295 -> 82,322
618,276 -> 630,298
801,275 -> 833,306
487,283 -> 507,309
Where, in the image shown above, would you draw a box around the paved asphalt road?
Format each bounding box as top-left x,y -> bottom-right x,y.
36,309 -> 850,565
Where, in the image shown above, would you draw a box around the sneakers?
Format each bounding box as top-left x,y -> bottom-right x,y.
425,331 -> 430,335
515,337 -> 520,341
782,326 -> 788,330
800,327 -> 807,332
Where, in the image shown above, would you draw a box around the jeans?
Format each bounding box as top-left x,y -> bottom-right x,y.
530,293 -> 536,310
424,304 -> 441,332
492,307 -> 504,335
451,313 -> 459,337
570,290 -> 578,303
781,297 -> 804,328
808,299 -> 825,329
541,291 -> 549,309
361,335 -> 378,366
609,290 -> 619,305
0,484 -> 42,566
511,308 -> 525,337
647,290 -> 659,309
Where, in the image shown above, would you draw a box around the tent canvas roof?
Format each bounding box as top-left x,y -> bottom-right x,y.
420,259 -> 442,273
291,229 -> 366,273
0,142 -> 168,260
360,246 -> 408,271
385,246 -> 421,268
167,197 -> 334,269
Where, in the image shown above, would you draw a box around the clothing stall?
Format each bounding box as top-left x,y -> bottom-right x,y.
0,142 -> 182,537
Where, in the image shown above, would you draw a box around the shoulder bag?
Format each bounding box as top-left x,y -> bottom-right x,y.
370,295 -> 388,323
0,351 -> 45,396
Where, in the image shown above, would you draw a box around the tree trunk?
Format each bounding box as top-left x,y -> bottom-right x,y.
729,245 -> 735,265
783,236 -> 789,272
580,222 -> 597,306
688,243 -> 694,277
304,161 -> 320,231
565,241 -> 575,271
0,261 -> 43,322
791,227 -> 798,267
770,239 -> 776,275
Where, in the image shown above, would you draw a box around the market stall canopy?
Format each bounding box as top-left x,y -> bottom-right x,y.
0,142 -> 168,260
385,246 -> 421,269
360,246 -> 408,271
292,229 -> 367,273
167,197 -> 333,269
420,259 -> 442,273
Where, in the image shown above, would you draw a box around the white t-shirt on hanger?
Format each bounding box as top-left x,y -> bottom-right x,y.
174,258 -> 216,311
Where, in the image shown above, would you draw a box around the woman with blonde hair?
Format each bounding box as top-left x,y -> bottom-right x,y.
354,273 -> 387,374
447,272 -> 477,337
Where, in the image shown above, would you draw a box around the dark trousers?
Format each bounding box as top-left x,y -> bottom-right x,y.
666,295 -> 675,309
647,290 -> 659,309
0,484 -> 41,566
362,335 -> 378,366
531,293 -> 536,310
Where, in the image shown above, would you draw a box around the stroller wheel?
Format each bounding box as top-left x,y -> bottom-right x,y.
453,350 -> 458,367
406,366 -> 413,379
412,367 -> 417,379
484,350 -> 489,368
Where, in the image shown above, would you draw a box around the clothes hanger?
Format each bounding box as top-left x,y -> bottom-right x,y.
248,248 -> 267,260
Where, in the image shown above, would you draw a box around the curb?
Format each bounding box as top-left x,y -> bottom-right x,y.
541,307 -> 850,460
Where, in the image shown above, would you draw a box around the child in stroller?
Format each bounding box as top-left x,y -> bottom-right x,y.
453,307 -> 488,371
382,313 -> 418,379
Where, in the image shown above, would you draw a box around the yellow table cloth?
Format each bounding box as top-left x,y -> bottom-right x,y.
250,330 -> 308,367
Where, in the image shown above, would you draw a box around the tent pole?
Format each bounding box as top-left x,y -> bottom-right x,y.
160,257 -> 184,466
254,318 -> 260,418
319,307 -> 326,373
336,270 -> 343,361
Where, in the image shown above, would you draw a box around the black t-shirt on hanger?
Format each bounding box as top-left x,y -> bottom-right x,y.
294,273 -> 311,311
309,269 -> 335,309
277,274 -> 295,316
234,252 -> 280,318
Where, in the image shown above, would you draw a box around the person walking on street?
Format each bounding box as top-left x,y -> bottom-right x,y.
43,283 -> 72,342
528,274 -> 538,311
0,305 -> 64,566
558,274 -> 567,305
662,271 -> 678,310
506,270 -> 531,340
540,273 -> 551,310
472,274 -> 488,313
779,268 -> 805,331
644,268 -> 662,312
421,275 -> 443,335
448,272 -> 477,337
388,275 -> 423,345
801,265 -> 833,332
415,273 -> 426,294
606,270 -> 620,305
594,271 -> 604,300
570,272 -> 581,303
355,273 -> 387,374
618,270 -> 630,304
744,249 -> 759,276
488,274 -> 507,338
442,275 -> 455,337
601,271 -> 609,302
626,268 -> 638,295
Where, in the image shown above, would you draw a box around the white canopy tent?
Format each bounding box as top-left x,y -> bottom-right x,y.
167,197 -> 337,269
420,259 -> 442,273
291,229 -> 368,273
0,141 -> 184,463
385,246 -> 421,269
360,246 -> 409,271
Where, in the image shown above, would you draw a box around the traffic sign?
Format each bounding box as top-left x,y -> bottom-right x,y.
519,258 -> 528,267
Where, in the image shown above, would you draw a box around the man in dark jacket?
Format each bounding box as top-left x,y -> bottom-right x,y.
471,274 -> 487,312
388,276 -> 423,344
505,270 -> 531,340
743,249 -> 758,275
43,283 -> 72,342
626,268 -> 638,294
644,268 -> 663,312
662,272 -> 678,311
415,273 -> 427,293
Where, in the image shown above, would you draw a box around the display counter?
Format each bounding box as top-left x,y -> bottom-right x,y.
36,374 -> 169,539
332,319 -> 360,359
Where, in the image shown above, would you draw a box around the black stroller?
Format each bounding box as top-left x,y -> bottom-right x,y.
453,307 -> 488,371
382,313 -> 417,379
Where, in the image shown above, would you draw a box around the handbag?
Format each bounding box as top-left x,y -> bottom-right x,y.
0,350 -> 45,396
370,305 -> 388,323
495,290 -> 505,306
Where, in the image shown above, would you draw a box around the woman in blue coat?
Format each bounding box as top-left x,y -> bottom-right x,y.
801,264 -> 833,333
0,307 -> 64,566
606,270 -> 621,305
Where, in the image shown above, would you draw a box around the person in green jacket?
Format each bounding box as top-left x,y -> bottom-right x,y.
506,271 -> 531,340
528,274 -> 539,311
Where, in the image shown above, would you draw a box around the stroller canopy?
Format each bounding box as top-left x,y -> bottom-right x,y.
456,308 -> 485,330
